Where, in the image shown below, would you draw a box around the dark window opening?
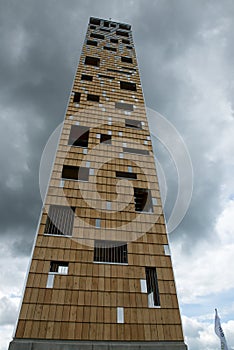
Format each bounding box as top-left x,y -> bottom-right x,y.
107,68 -> 132,75
116,171 -> 137,179
119,23 -> 131,31
90,33 -> 105,40
127,45 -> 133,50
122,39 -> 130,44
121,66 -> 136,71
121,56 -> 133,64
90,17 -> 101,26
125,119 -> 142,129
120,81 -> 136,91
87,94 -> 100,102
100,134 -> 111,144
73,92 -> 81,103
98,74 -> 115,80
81,74 -> 93,81
134,188 -> 152,212
87,40 -> 98,46
68,125 -> 89,147
104,46 -> 117,52
103,21 -> 109,27
145,267 -> 160,307
90,25 -> 96,30
50,261 -> 69,273
115,102 -> 133,111
85,56 -> 100,67
62,165 -> 89,181
116,30 -> 129,37
110,23 -> 116,28
123,147 -> 149,155
110,38 -> 118,44
44,205 -> 75,236
94,240 -> 128,264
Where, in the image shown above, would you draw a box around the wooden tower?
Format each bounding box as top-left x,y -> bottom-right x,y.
9,17 -> 187,350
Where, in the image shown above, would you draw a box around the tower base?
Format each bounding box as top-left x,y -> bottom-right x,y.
9,339 -> 188,350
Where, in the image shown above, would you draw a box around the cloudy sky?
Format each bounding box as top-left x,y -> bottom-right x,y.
0,0 -> 234,349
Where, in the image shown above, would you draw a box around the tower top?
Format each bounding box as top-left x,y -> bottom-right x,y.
89,16 -> 131,30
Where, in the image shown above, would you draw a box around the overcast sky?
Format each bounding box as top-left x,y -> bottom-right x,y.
0,1 -> 234,349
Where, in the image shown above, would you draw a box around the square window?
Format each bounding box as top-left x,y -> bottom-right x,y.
85,56 -> 100,67
68,125 -> 89,147
100,134 -> 111,144
90,17 -> 101,26
44,205 -> 75,236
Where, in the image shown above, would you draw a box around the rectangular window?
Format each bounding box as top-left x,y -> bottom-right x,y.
103,20 -> 109,27
62,165 -> 89,181
98,74 -> 115,80
44,205 -> 75,236
126,45 -> 133,50
90,25 -> 96,30
81,74 -> 93,81
100,28 -> 110,32
95,219 -> 101,228
119,23 -> 131,31
122,39 -> 130,44
73,92 -> 81,103
121,56 -> 133,64
110,23 -> 116,28
117,307 -> 124,323
116,30 -> 129,37
90,33 -> 104,40
50,261 -> 69,274
94,240 -> 128,264
134,188 -> 153,212
46,274 -> 54,288
110,38 -> 118,44
116,171 -> 137,179
115,102 -> 133,111
85,56 -> 100,67
125,119 -> 142,129
68,125 -> 89,147
103,46 -> 117,52
120,81 -> 137,91
90,17 -> 101,25
123,147 -> 149,155
100,134 -> 111,144
86,39 -> 98,46
87,94 -> 99,102
145,267 -> 160,307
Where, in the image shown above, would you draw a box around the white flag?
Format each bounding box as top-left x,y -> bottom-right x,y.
215,309 -> 228,350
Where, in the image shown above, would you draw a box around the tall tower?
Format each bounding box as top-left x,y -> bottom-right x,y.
9,17 -> 187,350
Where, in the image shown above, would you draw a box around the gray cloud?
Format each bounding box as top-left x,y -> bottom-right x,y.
0,1 -> 234,349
